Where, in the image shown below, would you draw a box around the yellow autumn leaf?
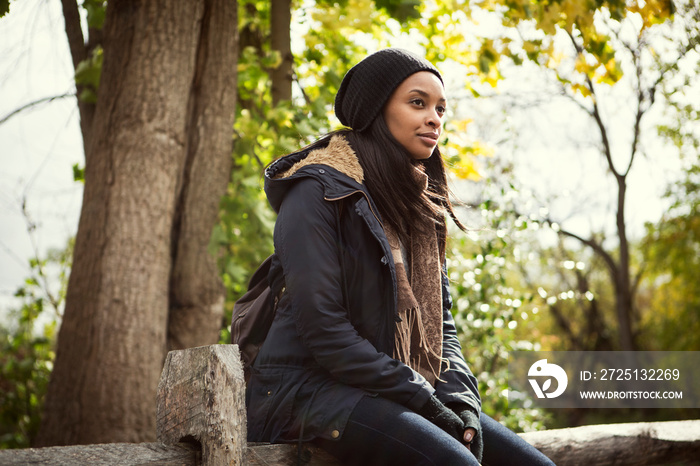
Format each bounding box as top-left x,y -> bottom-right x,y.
547,51 -> 566,70
451,158 -> 482,181
570,83 -> 592,98
451,118 -> 473,134
574,55 -> 594,76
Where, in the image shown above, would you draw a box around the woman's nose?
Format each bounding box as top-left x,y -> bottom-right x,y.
427,111 -> 442,129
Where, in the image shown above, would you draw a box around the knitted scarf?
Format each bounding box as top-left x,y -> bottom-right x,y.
385,179 -> 445,386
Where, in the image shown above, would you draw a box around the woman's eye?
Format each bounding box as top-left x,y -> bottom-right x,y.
437,106 -> 446,114
411,99 -> 425,107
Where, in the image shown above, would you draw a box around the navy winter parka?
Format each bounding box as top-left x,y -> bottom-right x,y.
245,135 -> 481,443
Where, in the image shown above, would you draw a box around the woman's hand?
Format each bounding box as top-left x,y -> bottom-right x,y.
463,427 -> 477,449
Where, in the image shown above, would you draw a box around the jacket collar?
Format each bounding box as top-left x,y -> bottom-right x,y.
265,135 -> 366,213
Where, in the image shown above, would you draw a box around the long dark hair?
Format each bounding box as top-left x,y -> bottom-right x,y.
342,114 -> 465,260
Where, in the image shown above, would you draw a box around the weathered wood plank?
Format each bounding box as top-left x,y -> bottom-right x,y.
0,421 -> 698,465
245,443 -> 341,466
0,442 -> 198,465
242,419 -> 700,465
156,345 -> 246,466
519,419 -> 700,466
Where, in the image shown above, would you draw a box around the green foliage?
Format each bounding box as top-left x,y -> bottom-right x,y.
0,242 -> 71,448
74,46 -> 103,104
83,0 -> 107,30
71,0 -> 106,103
640,163 -> 700,351
375,0 -> 421,21
0,0 -> 9,19
72,163 -> 85,183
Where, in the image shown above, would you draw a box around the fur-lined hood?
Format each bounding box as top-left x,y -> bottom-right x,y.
264,135 -> 367,214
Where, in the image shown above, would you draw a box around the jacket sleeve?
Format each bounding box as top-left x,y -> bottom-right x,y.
274,177 -> 433,411
434,261 -> 482,414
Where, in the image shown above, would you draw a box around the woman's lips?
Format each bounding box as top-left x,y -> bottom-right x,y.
418,133 -> 439,146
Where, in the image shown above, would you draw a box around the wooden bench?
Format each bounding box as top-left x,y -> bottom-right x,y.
1,344 -> 698,465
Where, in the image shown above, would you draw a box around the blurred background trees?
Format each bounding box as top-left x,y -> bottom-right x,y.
1,0 -> 698,449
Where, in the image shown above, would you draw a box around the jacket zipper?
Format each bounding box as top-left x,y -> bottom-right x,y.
325,190 -> 382,226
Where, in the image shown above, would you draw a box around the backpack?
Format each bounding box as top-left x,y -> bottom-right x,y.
230,254 -> 283,382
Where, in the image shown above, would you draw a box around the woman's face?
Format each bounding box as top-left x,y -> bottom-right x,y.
382,71 -> 446,160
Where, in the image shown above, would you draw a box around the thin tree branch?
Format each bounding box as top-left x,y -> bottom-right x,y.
626,37 -> 645,178
549,221 -> 619,278
60,0 -> 98,150
0,93 -> 74,126
560,84 -> 594,116
566,29 -> 618,178
0,239 -> 28,270
60,0 -> 87,70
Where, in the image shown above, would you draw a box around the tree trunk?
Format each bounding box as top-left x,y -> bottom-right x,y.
270,0 -> 292,105
36,0 -> 237,446
615,175 -> 635,351
167,0 -> 238,351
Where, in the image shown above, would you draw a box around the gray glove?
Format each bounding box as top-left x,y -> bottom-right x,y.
447,402 -> 483,462
416,395 -> 466,444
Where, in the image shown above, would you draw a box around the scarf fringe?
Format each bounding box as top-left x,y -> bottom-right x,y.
394,306 -> 447,384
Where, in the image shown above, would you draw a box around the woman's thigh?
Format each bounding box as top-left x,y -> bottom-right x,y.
315,395 -> 479,466
481,412 -> 556,466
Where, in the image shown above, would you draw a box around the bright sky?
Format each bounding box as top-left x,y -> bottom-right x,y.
0,0 -> 690,320
0,0 -> 84,318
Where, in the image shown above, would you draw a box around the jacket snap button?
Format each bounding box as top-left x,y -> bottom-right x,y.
331,430 -> 340,439
319,168 -> 326,174
267,390 -> 272,396
381,256 -> 388,265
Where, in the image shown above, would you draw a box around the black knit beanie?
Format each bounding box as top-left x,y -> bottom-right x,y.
335,48 -> 443,132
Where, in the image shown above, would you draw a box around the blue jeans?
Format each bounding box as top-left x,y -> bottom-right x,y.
315,395 -> 556,466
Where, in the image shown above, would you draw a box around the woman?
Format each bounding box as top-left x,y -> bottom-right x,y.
246,48 -> 555,466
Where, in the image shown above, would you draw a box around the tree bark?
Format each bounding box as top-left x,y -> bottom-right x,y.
167,0 -> 238,351
36,0 -> 237,446
270,0 -> 292,105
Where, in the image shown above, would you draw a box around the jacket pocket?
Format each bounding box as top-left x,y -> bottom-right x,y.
246,371 -> 284,441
